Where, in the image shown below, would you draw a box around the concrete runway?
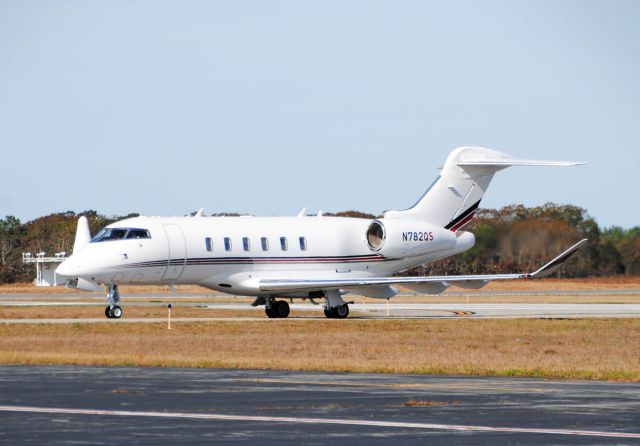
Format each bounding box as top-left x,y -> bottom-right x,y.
347,302 -> 640,319
1,302 -> 640,324
2,287 -> 640,322
0,366 -> 639,445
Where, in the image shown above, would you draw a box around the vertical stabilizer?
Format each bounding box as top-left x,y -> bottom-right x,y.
385,146 -> 584,231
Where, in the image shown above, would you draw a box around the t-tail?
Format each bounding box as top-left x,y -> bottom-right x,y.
385,146 -> 585,231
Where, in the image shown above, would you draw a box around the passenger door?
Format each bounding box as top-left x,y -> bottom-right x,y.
162,224 -> 186,281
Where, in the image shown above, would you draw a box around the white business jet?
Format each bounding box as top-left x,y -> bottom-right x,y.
56,147 -> 586,319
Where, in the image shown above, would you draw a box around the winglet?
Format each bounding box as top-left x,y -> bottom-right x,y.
530,239 -> 588,278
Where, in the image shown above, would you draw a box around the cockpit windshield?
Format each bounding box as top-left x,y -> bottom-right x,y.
91,228 -> 151,242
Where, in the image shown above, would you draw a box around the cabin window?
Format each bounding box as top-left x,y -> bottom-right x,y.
243,237 -> 251,251
205,237 -> 213,252
299,237 -> 307,251
280,237 -> 288,251
261,237 -> 269,251
224,237 -> 232,251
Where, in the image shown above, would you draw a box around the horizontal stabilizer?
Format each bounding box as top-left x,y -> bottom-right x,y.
457,159 -> 586,167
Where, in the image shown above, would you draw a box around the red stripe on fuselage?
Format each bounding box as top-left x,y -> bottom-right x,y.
449,211 -> 476,232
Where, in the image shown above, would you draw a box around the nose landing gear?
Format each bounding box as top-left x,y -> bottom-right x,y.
105,305 -> 122,319
104,284 -> 122,319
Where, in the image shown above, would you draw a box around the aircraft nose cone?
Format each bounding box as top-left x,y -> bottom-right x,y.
56,258 -> 75,278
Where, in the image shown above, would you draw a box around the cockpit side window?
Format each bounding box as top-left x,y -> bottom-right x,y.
91,227 -> 151,242
126,229 -> 151,239
91,228 -> 127,242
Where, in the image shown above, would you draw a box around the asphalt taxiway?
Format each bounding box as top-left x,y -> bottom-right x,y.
0,365 -> 639,445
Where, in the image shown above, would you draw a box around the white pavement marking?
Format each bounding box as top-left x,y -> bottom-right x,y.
0,405 -> 639,439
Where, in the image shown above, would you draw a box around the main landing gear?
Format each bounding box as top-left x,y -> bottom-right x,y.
253,292 -> 351,319
323,289 -> 350,319
323,304 -> 349,319
104,284 -> 122,319
265,300 -> 290,318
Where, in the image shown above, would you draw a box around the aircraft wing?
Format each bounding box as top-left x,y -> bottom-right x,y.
259,239 -> 587,294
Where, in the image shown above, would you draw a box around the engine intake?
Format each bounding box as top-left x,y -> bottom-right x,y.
365,218 -> 458,259
366,220 -> 385,251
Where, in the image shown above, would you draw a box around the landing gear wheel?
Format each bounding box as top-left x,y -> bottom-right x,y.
111,305 -> 122,319
324,308 -> 334,319
334,304 -> 349,319
274,300 -> 290,318
105,284 -> 122,319
265,301 -> 290,318
265,305 -> 278,318
106,305 -> 122,319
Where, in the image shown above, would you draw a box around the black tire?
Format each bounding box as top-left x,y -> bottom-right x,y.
275,300 -> 290,318
334,304 -> 349,319
111,305 -> 123,319
265,306 -> 278,318
324,308 -> 335,318
105,306 -> 112,319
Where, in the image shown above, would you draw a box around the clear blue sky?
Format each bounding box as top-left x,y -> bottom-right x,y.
1,0 -> 638,228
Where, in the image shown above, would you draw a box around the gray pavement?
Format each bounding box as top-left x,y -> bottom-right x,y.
0,365 -> 639,445
2,287 -> 640,322
1,302 -> 640,324
353,302 -> 640,318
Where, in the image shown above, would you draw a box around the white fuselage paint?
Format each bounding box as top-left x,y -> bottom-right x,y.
58,215 -> 471,297
56,147 -> 583,302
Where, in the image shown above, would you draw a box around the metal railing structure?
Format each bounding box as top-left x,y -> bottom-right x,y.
22,252 -> 67,286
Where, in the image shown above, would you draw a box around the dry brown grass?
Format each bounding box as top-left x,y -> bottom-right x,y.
388,294 -> 640,304
0,283 -> 209,294
481,277 -> 640,291
0,305 -> 264,319
0,318 -> 638,381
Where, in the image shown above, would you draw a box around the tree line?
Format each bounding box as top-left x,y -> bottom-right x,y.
0,204 -> 638,283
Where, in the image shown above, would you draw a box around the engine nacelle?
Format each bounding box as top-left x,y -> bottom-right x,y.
365,218 -> 457,259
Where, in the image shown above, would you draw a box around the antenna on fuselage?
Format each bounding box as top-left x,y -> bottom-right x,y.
297,207 -> 307,217
194,208 -> 205,217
